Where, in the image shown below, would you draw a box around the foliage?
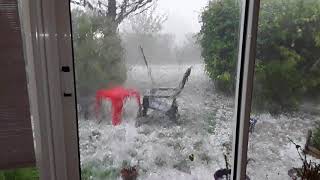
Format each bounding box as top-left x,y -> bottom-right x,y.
123,4 -> 167,36
176,33 -> 202,64
0,167 -> 39,180
199,0 -> 240,94
253,48 -> 304,113
81,164 -> 119,180
200,0 -> 320,112
122,32 -> 176,65
121,6 -> 176,65
312,124 -> 320,150
71,0 -> 155,26
72,9 -> 127,98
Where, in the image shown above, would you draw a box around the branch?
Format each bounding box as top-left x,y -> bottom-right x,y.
132,3 -> 153,16
311,59 -> 320,71
71,0 -> 155,25
120,0 -> 130,14
139,46 -> 155,86
116,0 -> 153,24
97,0 -> 108,9
288,137 -> 305,163
70,0 -> 81,6
118,0 -> 129,22
71,0 -> 96,11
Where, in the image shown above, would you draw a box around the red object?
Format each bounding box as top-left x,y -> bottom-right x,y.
95,86 -> 141,126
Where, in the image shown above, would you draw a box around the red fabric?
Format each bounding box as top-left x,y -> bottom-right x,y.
95,86 -> 141,126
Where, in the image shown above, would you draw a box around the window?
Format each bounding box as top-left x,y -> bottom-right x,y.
246,0 -> 320,179
70,0 -> 244,179
17,0 -> 283,179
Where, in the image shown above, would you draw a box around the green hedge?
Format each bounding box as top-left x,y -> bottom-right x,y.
199,0 -> 320,113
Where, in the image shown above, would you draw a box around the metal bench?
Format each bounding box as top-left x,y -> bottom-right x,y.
141,67 -> 191,120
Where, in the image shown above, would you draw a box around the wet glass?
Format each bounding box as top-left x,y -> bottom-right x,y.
70,0 -> 243,179
246,0 -> 320,179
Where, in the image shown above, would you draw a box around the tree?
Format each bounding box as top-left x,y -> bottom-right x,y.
71,0 -> 155,27
176,33 -> 202,64
123,4 -> 167,35
72,9 -> 127,117
70,0 -> 158,118
200,0 -> 320,113
120,6 -> 176,65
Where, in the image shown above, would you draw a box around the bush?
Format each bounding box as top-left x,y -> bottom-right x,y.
253,47 -> 304,113
199,0 -> 320,112
312,125 -> 320,150
71,9 -> 127,117
72,9 -> 127,98
199,0 -> 240,95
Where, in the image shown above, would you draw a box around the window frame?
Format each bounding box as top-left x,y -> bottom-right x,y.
19,0 -> 80,179
20,0 -> 260,179
231,0 -> 260,179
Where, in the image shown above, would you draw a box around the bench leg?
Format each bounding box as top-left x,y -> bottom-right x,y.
166,99 -> 178,120
142,96 -> 149,116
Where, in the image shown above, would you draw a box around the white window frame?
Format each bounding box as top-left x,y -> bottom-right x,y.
19,0 -> 80,179
19,0 -> 260,179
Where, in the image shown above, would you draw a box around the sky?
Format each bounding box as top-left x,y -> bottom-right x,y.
156,0 -> 209,44
72,0 -> 209,44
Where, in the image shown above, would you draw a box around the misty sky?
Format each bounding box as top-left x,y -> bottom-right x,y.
157,0 -> 209,44
71,0 -> 209,44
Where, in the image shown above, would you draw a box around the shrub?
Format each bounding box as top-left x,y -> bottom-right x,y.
71,9 -> 127,117
199,0 -> 240,95
72,9 -> 127,98
199,0 -> 320,112
312,125 -> 320,150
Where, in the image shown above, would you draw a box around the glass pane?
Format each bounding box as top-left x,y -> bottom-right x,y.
70,0 -> 243,179
247,0 -> 320,179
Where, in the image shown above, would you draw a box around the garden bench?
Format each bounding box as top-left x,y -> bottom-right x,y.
141,67 -> 191,120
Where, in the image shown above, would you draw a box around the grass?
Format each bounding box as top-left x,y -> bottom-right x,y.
0,163 -> 122,180
0,167 -> 39,180
205,112 -> 217,134
81,165 -> 119,180
0,165 -> 120,180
